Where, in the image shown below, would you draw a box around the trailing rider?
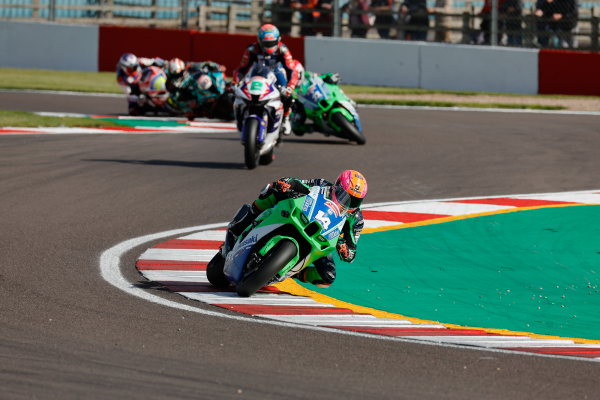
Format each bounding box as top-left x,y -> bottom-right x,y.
116,53 -> 165,116
232,24 -> 300,136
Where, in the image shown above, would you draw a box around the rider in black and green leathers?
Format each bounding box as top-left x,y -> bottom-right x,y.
225,175 -> 365,288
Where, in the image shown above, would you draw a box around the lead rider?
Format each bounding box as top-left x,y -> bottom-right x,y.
221,170 -> 367,288
232,24 -> 300,136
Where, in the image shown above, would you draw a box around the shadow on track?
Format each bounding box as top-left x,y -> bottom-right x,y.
281,138 -> 349,145
83,159 -> 245,170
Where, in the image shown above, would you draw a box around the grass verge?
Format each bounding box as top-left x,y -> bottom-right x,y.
0,111 -> 129,128
354,98 -> 566,110
340,84 -> 597,100
0,68 -> 121,94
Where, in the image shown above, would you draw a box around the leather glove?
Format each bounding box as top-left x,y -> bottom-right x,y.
280,86 -> 293,97
324,73 -> 340,85
272,180 -> 292,193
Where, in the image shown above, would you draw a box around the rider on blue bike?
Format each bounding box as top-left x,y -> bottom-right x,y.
232,24 -> 300,136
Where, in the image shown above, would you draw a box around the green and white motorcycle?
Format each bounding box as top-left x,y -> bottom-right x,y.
206,187 -> 348,297
292,72 -> 366,145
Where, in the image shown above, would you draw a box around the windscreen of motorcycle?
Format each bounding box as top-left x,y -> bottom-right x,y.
298,76 -> 331,110
302,187 -> 346,242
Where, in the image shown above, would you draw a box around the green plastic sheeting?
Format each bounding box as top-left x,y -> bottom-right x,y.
300,206 -> 600,340
92,118 -> 185,128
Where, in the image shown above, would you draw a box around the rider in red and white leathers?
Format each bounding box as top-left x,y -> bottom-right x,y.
232,24 -> 299,135
116,53 -> 165,115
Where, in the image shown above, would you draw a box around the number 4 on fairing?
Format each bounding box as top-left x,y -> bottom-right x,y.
314,210 -> 331,230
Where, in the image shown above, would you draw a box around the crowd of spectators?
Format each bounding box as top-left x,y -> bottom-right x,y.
271,0 -> 580,48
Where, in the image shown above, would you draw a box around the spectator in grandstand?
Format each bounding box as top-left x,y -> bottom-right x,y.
342,0 -> 371,38
401,0 -> 429,41
371,0 -> 394,39
534,0 -> 579,48
500,0 -> 523,45
313,0 -> 334,36
428,0 -> 453,42
292,0 -> 317,36
478,0 -> 505,44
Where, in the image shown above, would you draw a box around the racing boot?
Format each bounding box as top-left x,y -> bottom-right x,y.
224,203 -> 261,253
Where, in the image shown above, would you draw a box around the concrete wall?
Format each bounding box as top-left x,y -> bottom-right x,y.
305,36 -> 539,94
420,43 -> 539,94
305,37 -> 421,88
0,21 -> 99,72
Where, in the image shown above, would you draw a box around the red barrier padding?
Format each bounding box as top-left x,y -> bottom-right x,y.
539,49 -> 600,96
190,31 -> 305,77
98,26 -> 193,72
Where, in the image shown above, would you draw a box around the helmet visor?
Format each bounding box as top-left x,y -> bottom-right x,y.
260,39 -> 278,51
333,183 -> 352,215
124,65 -> 137,75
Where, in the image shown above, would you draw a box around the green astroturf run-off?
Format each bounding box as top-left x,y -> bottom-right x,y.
300,205 -> 600,340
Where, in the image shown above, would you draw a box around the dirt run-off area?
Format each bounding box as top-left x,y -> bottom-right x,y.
350,93 -> 600,111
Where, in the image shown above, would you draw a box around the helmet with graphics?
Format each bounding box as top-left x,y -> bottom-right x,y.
332,170 -> 367,214
119,53 -> 140,76
168,58 -> 186,80
257,24 -> 280,55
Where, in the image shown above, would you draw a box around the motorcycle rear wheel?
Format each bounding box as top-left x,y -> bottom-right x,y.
236,240 -> 297,297
331,112 -> 366,145
244,119 -> 260,169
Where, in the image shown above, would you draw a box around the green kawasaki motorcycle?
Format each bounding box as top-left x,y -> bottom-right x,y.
206,186 -> 348,297
292,72 -> 366,145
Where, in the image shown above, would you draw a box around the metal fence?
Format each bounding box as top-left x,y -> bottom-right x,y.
1,0 -> 599,49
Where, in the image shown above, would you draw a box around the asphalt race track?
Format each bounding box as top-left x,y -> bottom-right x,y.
2,91 -> 599,399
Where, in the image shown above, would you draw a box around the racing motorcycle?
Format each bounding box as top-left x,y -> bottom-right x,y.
233,62 -> 283,170
137,66 -> 170,114
166,68 -> 234,121
292,73 -> 366,145
206,186 -> 348,297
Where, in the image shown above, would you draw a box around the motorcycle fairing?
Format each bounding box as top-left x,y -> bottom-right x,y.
223,223 -> 283,285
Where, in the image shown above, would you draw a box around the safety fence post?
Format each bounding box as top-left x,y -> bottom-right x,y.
592,7 -> 599,51
228,4 -> 237,33
32,0 -> 39,19
48,0 -> 55,21
105,0 -> 113,19
250,0 -> 260,32
198,4 -> 207,31
181,0 -> 189,28
333,0 -> 341,37
491,0 -> 498,45
461,11 -> 470,43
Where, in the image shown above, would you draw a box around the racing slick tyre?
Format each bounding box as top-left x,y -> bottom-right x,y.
206,251 -> 230,287
259,147 -> 274,165
331,112 -> 366,145
236,240 -> 297,297
244,119 -> 260,170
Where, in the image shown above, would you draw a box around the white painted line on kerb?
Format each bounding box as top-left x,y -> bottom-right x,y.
99,191 -> 600,363
358,104 -> 600,116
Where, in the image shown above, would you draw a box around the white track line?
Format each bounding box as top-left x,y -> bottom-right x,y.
99,192 -> 600,363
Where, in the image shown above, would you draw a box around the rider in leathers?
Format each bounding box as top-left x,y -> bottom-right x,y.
232,24 -> 299,135
225,173 -> 366,288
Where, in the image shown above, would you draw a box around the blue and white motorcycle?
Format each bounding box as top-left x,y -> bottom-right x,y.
233,63 -> 284,170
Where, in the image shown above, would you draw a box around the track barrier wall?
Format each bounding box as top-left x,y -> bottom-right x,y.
0,21 -> 98,72
539,50 -> 600,96
0,21 -> 596,97
304,37 -> 421,88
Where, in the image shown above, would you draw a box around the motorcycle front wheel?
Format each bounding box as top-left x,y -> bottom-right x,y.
331,112 -> 366,145
244,119 -> 260,169
236,240 -> 297,297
